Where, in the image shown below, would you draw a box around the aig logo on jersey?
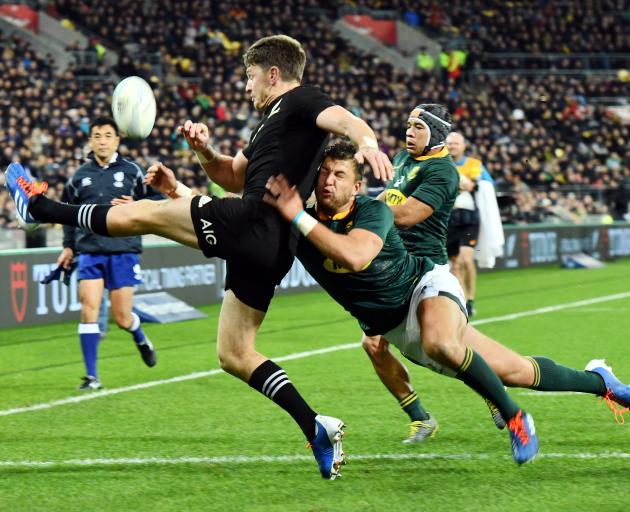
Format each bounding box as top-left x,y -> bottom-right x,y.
113,171 -> 125,188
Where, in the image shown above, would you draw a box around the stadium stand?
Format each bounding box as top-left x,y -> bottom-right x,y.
0,0 -> 628,233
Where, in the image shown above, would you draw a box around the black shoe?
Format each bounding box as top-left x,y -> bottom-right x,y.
78,375 -> 102,391
136,338 -> 157,367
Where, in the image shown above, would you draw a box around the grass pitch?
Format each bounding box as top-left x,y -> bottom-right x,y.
1,260 -> 630,511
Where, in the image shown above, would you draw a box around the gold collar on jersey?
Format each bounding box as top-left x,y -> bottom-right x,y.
413,147 -> 449,161
316,200 -> 356,221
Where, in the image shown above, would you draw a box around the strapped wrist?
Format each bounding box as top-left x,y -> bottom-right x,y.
194,143 -> 218,165
291,210 -> 318,236
168,181 -> 193,198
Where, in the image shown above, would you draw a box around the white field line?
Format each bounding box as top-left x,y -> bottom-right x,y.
2,291 -> 630,418
2,451 -> 630,469
0,343 -> 359,417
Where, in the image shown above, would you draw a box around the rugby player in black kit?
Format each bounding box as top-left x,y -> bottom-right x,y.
11,34 -> 392,480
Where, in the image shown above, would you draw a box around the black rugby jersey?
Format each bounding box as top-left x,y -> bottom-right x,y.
242,85 -> 334,201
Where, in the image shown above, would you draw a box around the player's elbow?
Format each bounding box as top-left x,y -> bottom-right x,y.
346,258 -> 367,273
344,252 -> 373,273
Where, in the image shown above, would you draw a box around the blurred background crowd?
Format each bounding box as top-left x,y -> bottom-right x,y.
1,0 -> 629,233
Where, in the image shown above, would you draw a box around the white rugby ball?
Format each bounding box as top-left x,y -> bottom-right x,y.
112,76 -> 156,139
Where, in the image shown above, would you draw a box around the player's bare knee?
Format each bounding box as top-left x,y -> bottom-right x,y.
216,344 -> 249,375
422,335 -> 462,366
112,313 -> 131,329
80,304 -> 99,321
361,336 -> 381,357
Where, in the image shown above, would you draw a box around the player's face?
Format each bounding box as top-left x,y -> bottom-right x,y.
316,158 -> 361,214
405,109 -> 429,157
245,65 -> 272,111
446,133 -> 466,160
89,124 -> 120,164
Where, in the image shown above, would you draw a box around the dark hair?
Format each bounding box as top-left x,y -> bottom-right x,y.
243,35 -> 306,82
323,140 -> 362,181
89,116 -> 118,136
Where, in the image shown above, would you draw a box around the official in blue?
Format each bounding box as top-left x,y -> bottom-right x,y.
56,117 -> 161,390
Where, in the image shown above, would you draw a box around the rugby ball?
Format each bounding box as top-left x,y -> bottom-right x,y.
112,76 -> 156,139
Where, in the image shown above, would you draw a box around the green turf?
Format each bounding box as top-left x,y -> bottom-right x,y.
1,260 -> 630,511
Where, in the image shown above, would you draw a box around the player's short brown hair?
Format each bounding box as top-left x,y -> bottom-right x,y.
243,35 -> 306,82
323,140 -> 363,182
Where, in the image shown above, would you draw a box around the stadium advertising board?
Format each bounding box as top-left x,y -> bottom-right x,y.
0,244 -> 320,328
493,223 -> 626,270
1,223 -> 628,327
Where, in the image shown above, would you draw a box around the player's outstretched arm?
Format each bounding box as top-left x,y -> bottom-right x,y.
177,120 -> 247,193
315,106 -> 393,182
264,175 -> 383,272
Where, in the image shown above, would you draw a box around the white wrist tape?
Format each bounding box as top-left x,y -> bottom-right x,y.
194,143 -> 218,165
170,181 -> 193,198
362,136 -> 378,149
292,210 -> 318,237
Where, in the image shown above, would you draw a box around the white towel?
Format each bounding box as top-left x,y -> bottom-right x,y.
474,180 -> 505,269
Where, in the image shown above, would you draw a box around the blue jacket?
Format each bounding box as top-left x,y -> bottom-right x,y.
62,153 -> 163,254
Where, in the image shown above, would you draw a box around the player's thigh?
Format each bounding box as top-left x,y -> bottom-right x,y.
217,289 -> 265,358
110,198 -> 199,249
464,325 -> 532,383
418,297 -> 467,365
79,278 -> 105,321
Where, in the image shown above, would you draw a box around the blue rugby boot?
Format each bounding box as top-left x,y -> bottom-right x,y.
308,414 -> 345,480
507,410 -> 538,465
4,162 -> 47,230
585,359 -> 630,423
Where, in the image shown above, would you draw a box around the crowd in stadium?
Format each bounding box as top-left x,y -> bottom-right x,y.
1,0 -> 629,230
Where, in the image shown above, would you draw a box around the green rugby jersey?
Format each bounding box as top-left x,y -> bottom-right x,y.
383,147 -> 459,264
298,195 -> 434,335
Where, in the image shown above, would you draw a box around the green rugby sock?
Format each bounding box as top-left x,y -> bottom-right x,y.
456,347 -> 520,421
399,391 -> 430,421
529,356 -> 606,395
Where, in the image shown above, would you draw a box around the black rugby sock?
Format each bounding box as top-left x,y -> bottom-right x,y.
249,360 -> 317,440
29,195 -> 112,236
529,356 -> 607,395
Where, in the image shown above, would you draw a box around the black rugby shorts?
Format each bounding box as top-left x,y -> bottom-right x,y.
190,195 -> 295,311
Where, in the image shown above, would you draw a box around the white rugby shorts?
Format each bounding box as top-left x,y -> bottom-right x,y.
382,264 -> 467,377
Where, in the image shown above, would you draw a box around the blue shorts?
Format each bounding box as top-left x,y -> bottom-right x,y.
78,253 -> 143,290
